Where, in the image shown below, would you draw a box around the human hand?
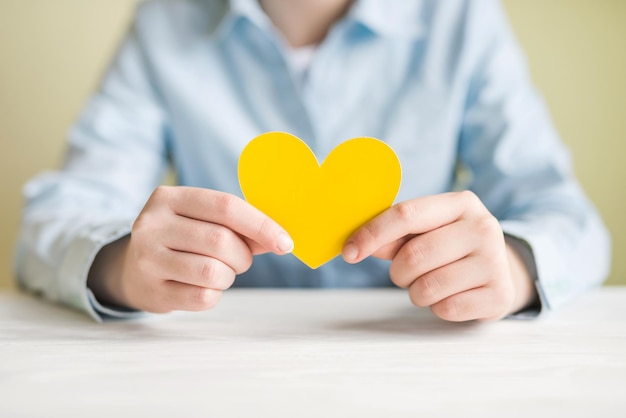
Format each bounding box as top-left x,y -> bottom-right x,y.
342,191 -> 537,321
88,186 -> 293,313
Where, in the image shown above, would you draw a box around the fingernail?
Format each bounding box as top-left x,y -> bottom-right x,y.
343,242 -> 359,262
277,233 -> 294,254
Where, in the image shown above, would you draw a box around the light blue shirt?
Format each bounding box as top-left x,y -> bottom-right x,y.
15,0 -> 611,321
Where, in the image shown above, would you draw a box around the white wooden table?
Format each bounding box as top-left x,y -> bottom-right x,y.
1,287 -> 625,417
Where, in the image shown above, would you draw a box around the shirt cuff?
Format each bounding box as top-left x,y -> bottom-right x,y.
501,227 -> 549,320
87,288 -> 145,321
57,220 -> 143,322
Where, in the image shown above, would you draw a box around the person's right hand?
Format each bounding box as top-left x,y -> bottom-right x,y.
87,186 -> 294,313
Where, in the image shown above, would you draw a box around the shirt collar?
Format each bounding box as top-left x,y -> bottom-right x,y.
228,0 -> 272,28
213,0 -> 425,42
346,0 -> 425,39
212,0 -> 272,41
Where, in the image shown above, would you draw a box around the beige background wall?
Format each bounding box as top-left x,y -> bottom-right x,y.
0,1 -> 624,289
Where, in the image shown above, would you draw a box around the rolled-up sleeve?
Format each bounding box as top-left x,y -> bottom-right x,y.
14,6 -> 168,321
458,0 -> 611,314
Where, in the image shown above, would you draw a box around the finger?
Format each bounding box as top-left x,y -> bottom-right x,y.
343,191 -> 484,263
430,286 -> 510,322
159,281 -> 223,312
160,187 -> 294,255
371,235 -> 415,260
241,236 -> 273,256
153,248 -> 237,290
389,220 -> 481,287
163,216 -> 253,274
406,256 -> 488,305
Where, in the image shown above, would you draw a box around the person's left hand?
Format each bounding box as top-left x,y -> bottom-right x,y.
342,191 -> 537,322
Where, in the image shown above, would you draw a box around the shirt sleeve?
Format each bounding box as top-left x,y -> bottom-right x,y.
14,7 -> 168,322
458,0 -> 611,314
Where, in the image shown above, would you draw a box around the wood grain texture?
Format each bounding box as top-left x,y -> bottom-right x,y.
1,287 -> 625,417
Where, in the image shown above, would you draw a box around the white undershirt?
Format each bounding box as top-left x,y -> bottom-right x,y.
284,44 -> 318,89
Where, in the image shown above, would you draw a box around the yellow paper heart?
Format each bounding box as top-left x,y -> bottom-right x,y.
238,132 -> 402,269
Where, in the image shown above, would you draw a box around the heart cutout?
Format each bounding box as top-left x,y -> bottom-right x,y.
238,132 -> 402,269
